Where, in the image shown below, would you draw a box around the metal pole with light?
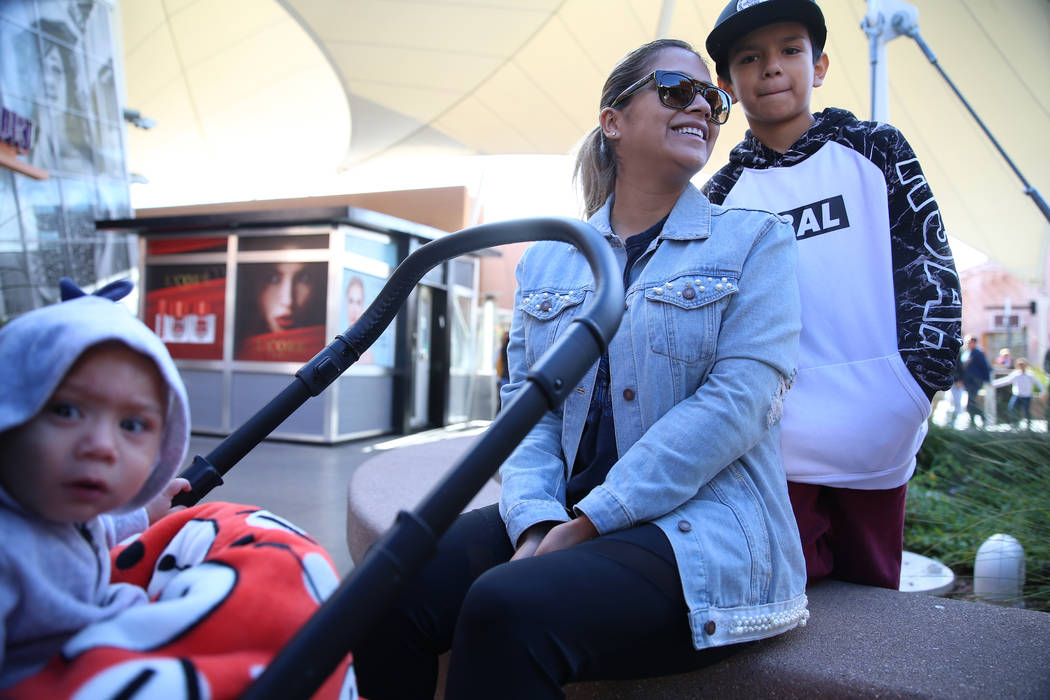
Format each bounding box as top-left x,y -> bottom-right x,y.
860,0 -> 917,123
862,0 -> 1050,382
861,0 -> 1050,224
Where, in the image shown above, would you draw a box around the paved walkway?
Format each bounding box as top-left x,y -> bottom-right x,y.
931,391 -> 1047,433
187,422 -> 491,577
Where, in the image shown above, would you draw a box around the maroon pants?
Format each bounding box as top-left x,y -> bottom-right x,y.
787,481 -> 908,590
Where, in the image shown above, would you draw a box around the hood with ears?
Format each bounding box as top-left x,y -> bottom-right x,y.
0,281 -> 189,513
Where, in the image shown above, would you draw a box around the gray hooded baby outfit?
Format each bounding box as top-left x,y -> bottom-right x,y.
0,290 -> 189,688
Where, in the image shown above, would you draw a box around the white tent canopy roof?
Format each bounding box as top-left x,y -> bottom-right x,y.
122,0 -> 1050,283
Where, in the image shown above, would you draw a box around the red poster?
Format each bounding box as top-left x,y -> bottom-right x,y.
234,262 -> 328,362
146,237 -> 227,255
235,325 -> 327,362
144,265 -> 226,360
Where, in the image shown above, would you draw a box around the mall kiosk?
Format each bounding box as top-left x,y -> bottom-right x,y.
98,205 -> 481,443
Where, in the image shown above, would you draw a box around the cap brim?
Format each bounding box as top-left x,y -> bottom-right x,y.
707,0 -> 827,69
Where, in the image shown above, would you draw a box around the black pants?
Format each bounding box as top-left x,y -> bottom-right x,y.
354,504 -> 735,699
965,382 -> 984,422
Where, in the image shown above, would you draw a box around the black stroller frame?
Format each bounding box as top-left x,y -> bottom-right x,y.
171,217 -> 624,698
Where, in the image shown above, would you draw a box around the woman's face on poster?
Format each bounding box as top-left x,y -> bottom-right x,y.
42,46 -> 67,108
346,279 -> 365,324
258,262 -> 317,333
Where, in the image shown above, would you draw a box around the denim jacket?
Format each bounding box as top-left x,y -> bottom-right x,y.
498,184 -> 808,649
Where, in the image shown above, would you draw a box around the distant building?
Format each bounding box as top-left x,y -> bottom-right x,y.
0,1 -> 135,317
961,261 -> 1050,370
0,1 -> 500,441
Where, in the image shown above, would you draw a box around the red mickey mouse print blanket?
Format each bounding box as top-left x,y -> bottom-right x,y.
6,502 -> 356,699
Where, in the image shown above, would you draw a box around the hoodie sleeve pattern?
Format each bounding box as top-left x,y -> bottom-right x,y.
701,160 -> 745,206
863,122 -> 962,394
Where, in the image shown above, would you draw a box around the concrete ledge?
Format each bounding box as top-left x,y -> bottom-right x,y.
565,580 -> 1050,699
346,435 -> 1050,699
346,434 -> 497,564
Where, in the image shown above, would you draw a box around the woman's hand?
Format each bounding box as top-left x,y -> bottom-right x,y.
513,515 -> 599,560
145,478 -> 191,525
534,515 -> 598,556
511,521 -> 556,561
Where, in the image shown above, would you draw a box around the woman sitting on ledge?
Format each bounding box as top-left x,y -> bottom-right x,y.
355,38 -> 808,699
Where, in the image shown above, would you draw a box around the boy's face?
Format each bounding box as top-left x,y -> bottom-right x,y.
0,343 -> 166,523
720,21 -> 828,133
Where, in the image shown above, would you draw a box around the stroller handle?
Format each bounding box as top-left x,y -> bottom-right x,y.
173,216 -> 623,507
238,217 -> 624,698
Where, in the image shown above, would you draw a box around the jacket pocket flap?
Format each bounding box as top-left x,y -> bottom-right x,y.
518,289 -> 587,319
644,274 -> 739,310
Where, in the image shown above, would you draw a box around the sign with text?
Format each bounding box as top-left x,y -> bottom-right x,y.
0,107 -> 35,152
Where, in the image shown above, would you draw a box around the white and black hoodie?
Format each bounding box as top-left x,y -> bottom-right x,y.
703,108 -> 962,490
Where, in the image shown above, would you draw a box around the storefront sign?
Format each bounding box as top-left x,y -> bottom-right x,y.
0,106 -> 48,180
0,107 -> 34,152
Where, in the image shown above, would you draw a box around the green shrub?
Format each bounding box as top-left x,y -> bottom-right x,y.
907,424 -> 1050,610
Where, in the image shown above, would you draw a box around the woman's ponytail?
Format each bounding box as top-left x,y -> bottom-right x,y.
574,127 -> 618,219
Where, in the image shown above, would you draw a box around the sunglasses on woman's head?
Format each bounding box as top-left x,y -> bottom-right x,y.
610,70 -> 732,124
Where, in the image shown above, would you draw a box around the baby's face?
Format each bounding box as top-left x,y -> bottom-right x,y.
0,343 -> 166,523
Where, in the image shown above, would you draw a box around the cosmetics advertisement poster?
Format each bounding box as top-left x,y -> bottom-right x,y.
143,263 -> 226,360
233,261 -> 328,362
342,268 -> 394,368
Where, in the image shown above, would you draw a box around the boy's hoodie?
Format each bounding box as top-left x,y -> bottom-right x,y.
705,108 -> 962,489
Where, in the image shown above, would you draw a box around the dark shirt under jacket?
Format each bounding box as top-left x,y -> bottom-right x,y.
566,216 -> 666,509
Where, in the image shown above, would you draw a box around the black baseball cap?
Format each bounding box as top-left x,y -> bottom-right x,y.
706,0 -> 827,80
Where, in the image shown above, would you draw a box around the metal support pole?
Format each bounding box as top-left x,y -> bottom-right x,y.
861,7 -> 887,122
892,14 -> 1050,226
861,0 -> 919,122
1037,294 -> 1049,373
656,0 -> 677,39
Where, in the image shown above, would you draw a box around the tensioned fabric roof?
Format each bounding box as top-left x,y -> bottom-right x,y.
122,0 -> 1050,284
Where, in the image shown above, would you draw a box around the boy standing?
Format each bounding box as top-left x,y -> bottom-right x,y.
703,0 -> 962,589
0,281 -> 190,688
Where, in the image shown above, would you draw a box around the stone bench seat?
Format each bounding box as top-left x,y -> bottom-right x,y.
346,434 -> 1050,699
